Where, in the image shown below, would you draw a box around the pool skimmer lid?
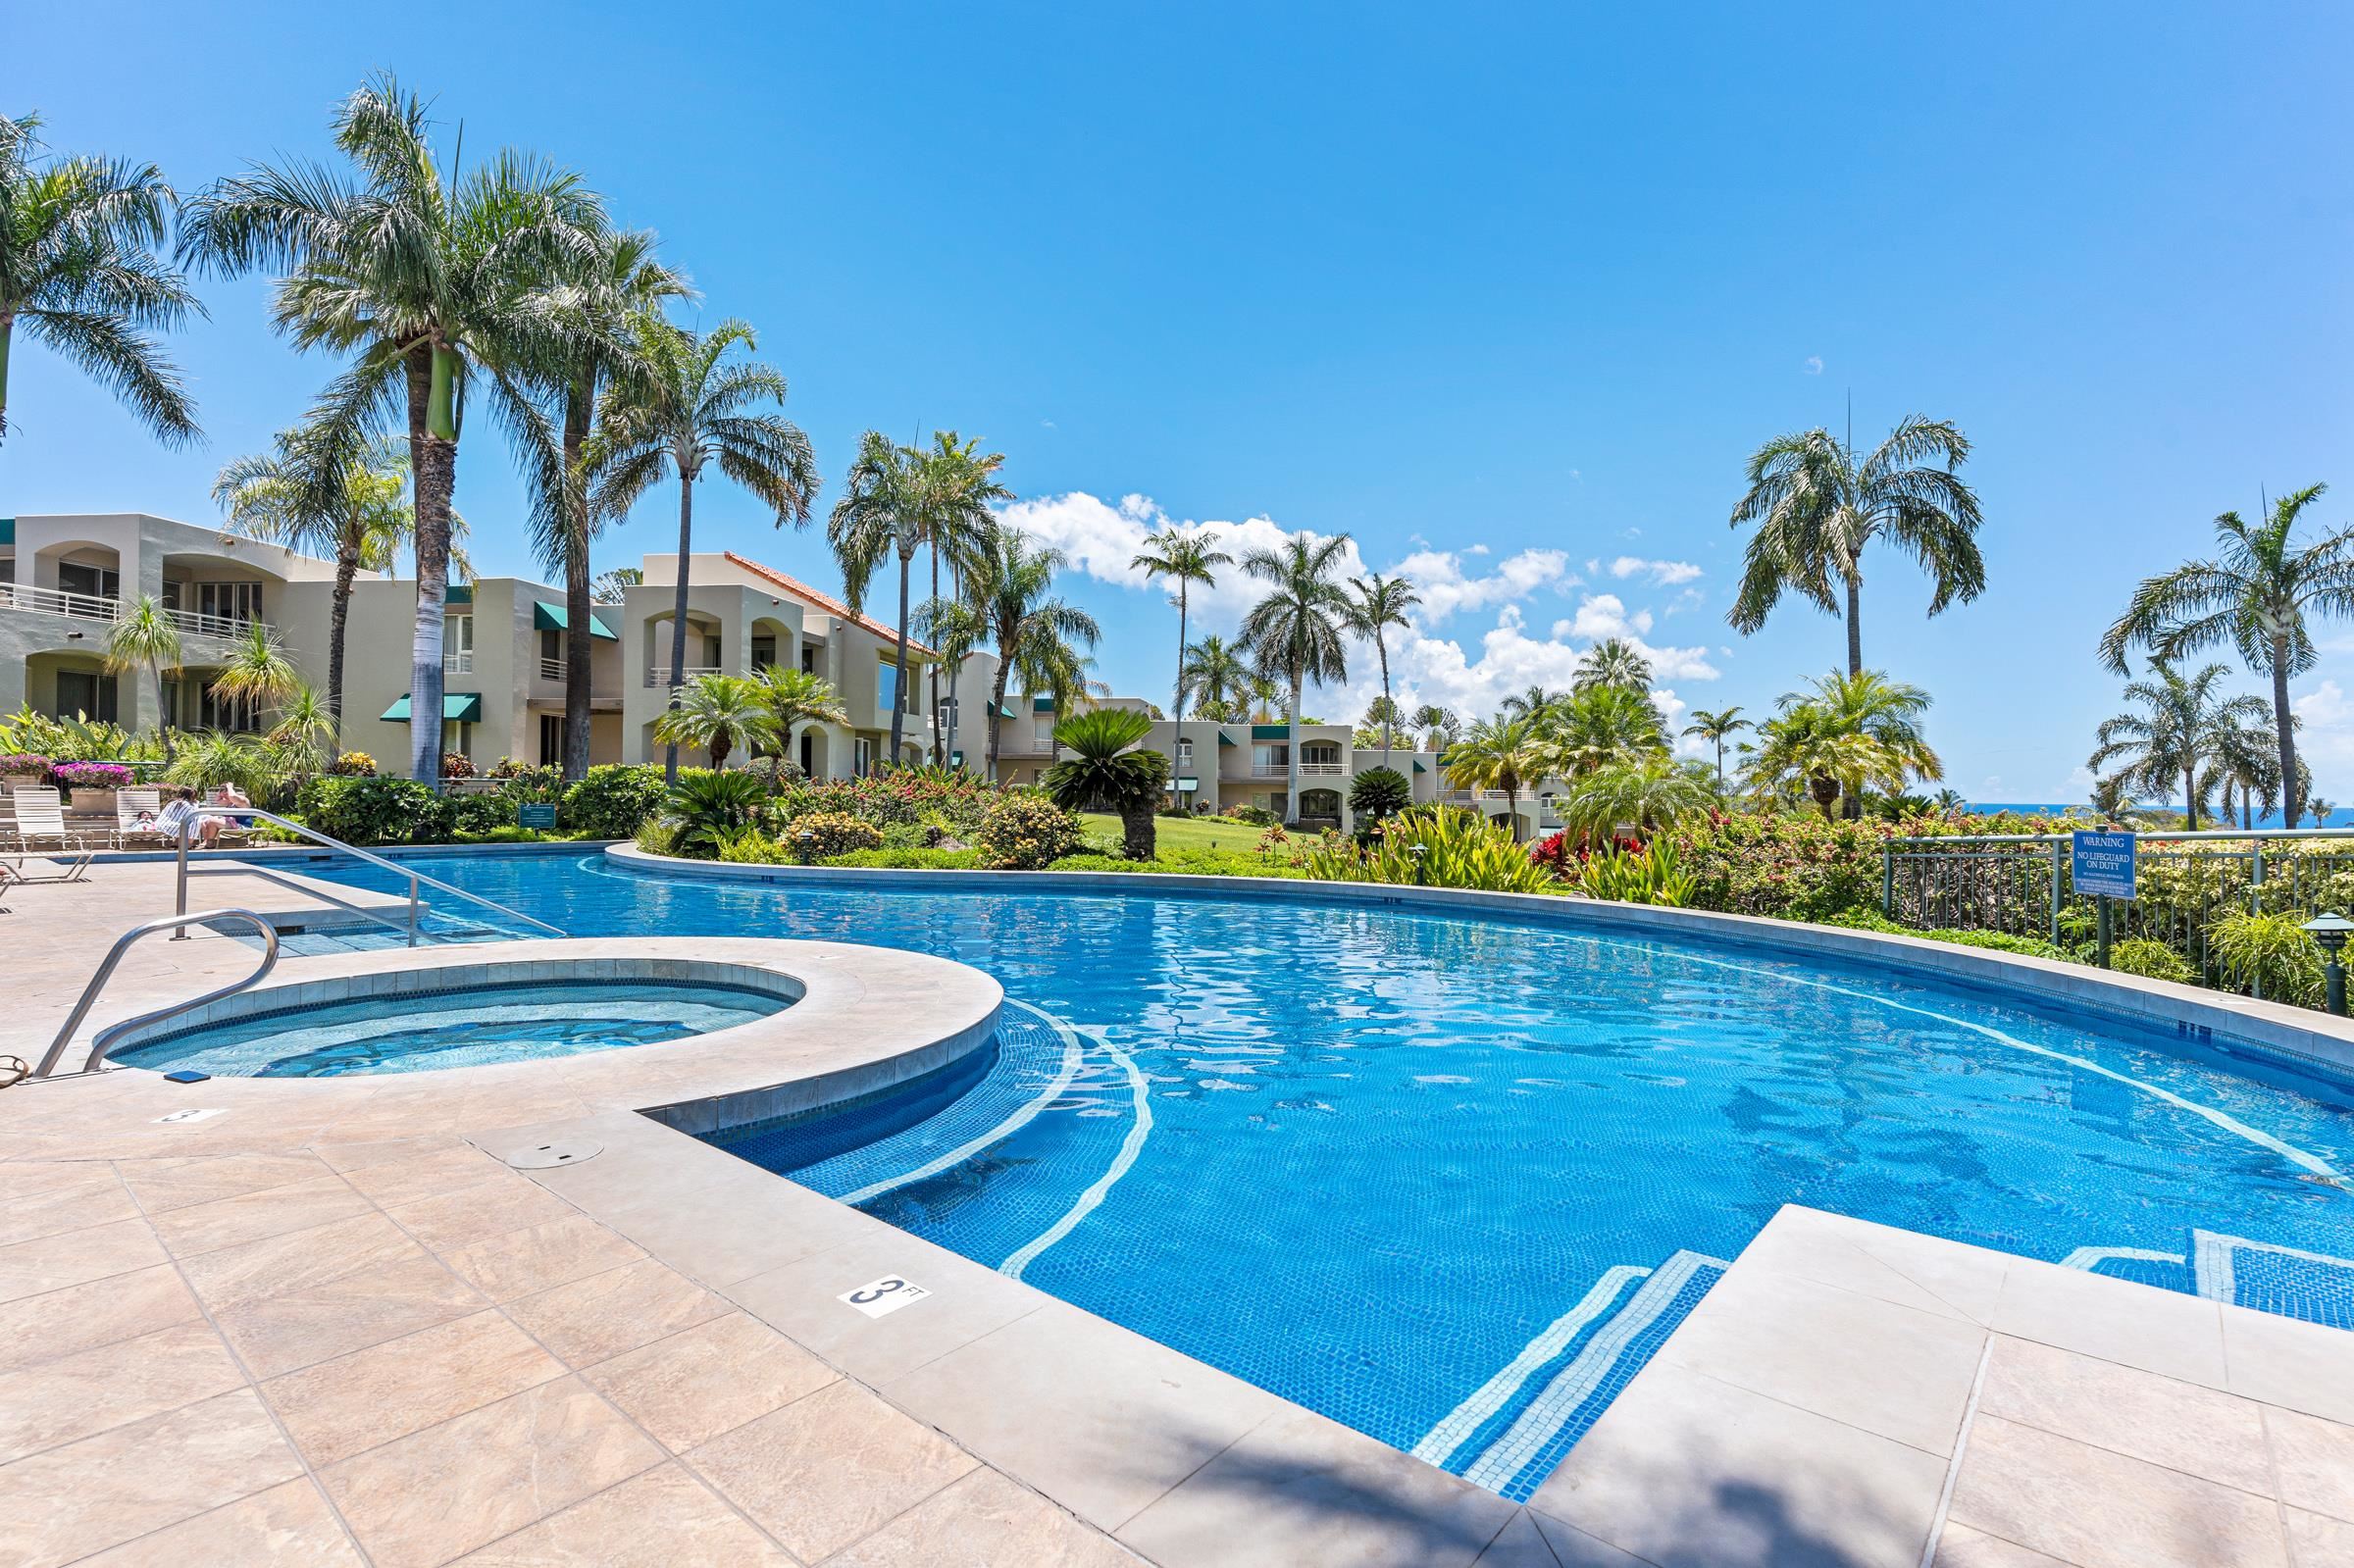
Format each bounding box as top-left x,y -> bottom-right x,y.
503,1139 -> 602,1170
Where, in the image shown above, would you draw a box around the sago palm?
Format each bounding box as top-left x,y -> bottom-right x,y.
0,113 -> 202,451
1343,571 -> 1420,761
968,523 -> 1100,776
1728,415 -> 1985,676
2086,660 -> 2267,833
1133,527 -> 1232,733
1681,706 -> 1751,795
2099,483 -> 2354,827
1239,531 -> 1354,826
1574,637 -> 1652,693
589,316 -> 817,782
651,674 -> 780,770
1443,717 -> 1548,841
103,593 -> 182,759
1179,632 -> 1250,722
1044,707 -> 1169,860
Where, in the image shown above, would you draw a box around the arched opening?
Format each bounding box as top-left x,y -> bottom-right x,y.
1297,786 -> 1343,828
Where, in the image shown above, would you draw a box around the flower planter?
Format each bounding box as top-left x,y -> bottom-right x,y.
1,773 -> 44,793
66,788 -> 119,818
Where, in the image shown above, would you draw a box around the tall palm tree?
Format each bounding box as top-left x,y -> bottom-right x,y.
1343,571 -> 1420,762
208,620 -> 301,722
1411,702 -> 1458,752
2210,717 -> 2281,832
1238,531 -> 1354,826
2099,484 -> 2354,828
1680,706 -> 1751,795
1546,684 -> 1668,780
589,317 -> 817,783
517,226 -> 690,782
1443,717 -> 1548,841
651,673 -> 780,770
1574,637 -> 1653,693
911,432 -> 1011,760
1247,674 -> 1283,724
2087,660 -> 2268,833
214,426 -> 416,736
915,596 -> 986,769
1728,415 -> 1985,676
968,524 -> 1101,776
1500,685 -> 1564,723
180,73 -> 603,785
0,113 -> 201,451
104,594 -> 181,757
1179,632 -> 1250,722
1133,527 -> 1232,733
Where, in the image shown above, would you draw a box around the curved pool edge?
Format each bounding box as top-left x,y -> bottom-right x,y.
605,842 -> 2354,1089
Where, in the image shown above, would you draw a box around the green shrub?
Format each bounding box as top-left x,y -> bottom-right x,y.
449,790 -> 514,837
2207,910 -> 2325,1007
1668,811 -> 1889,921
823,846 -> 985,869
1578,840 -> 1698,907
634,816 -> 681,856
975,792 -> 1083,870
1818,908 -> 2071,961
664,771 -> 769,858
1302,808 -> 1557,894
1223,803 -> 1278,828
785,812 -> 885,860
562,765 -> 670,838
294,776 -> 455,846
717,830 -> 793,864
1348,767 -> 1412,831
2110,938 -> 2198,986
1054,848 -> 1308,879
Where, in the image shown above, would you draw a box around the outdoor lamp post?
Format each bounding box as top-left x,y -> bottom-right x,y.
2303,913 -> 2353,1017
796,828 -> 817,866
1409,843 -> 1428,886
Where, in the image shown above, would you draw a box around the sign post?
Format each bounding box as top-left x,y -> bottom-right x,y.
2071,830 -> 2138,968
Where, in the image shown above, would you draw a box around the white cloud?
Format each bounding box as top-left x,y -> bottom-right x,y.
2295,680 -> 2354,779
1396,546 -> 1577,623
1804,356 -> 1823,375
1606,555 -> 1702,586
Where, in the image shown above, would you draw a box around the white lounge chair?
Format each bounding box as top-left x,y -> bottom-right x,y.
115,788 -> 167,848
7,789 -> 99,877
202,789 -> 256,844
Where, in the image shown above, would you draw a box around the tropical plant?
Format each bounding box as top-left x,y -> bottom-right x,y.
2206,909 -> 2326,1007
2087,660 -> 2268,832
973,790 -> 1084,870
560,763 -> 669,838
1500,685 -> 1564,722
1748,671 -> 1939,821
1577,839 -> 1698,906
1343,572 -> 1420,760
650,673 -> 781,770
661,769 -> 769,857
782,811 -> 884,861
1348,766 -> 1412,829
2099,484 -> 2354,828
103,593 -> 181,758
295,774 -> 454,845
1574,637 -> 1652,693
1246,673 -> 1283,724
1561,758 -> 1714,840
1412,703 -> 1458,751
163,732 -> 274,797
215,426 -> 419,733
1681,706 -> 1750,795
1443,717 -> 1549,840
180,73 -> 607,786
1134,527 -> 1232,734
208,619 -> 300,715
1043,707 -> 1169,860
0,112 -> 201,451
1238,531 -> 1354,825
589,566 -> 641,599
1545,684 -> 1667,780
1728,415 -> 1985,675
589,316 -> 817,781
968,523 -> 1101,776
2109,938 -> 2198,986
1180,632 -> 1251,721
751,666 -> 847,776
264,684 -> 337,781
1301,807 -> 1557,894
915,596 -> 986,768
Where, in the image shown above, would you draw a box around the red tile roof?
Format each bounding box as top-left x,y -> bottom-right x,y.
722,551 -> 937,657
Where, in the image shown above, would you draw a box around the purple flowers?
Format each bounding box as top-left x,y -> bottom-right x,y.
54,762 -> 133,789
0,753 -> 52,778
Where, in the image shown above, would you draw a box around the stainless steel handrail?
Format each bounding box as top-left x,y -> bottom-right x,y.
34,909 -> 280,1078
171,806 -> 564,946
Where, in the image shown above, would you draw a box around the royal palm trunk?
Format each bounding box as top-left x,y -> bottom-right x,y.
328,544 -> 357,741
561,383 -> 594,783
2272,644 -> 2300,828
663,472 -> 695,784
1284,666 -> 1303,828
406,343 -> 458,788
888,546 -> 913,767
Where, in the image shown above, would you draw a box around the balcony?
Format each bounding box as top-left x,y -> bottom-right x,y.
539,655 -> 566,683
1251,761 -> 1346,778
0,582 -> 277,646
443,650 -> 474,675
646,664 -> 723,688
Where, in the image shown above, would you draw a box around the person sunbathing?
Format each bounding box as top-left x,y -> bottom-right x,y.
156,787 -> 222,848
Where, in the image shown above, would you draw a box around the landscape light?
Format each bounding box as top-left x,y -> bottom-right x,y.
2303,913 -> 2353,1017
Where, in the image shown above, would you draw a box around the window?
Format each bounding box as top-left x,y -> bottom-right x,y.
194,581 -> 263,626
0,557 -> 14,584
199,684 -> 258,733
58,562 -> 120,601
443,613 -> 474,674
53,670 -> 118,723
878,662 -> 899,716
854,736 -> 874,776
1177,738 -> 1194,767
751,636 -> 776,670
538,714 -> 567,766
800,642 -> 817,674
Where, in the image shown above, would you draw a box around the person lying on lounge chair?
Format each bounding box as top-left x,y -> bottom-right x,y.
157,788 -> 222,849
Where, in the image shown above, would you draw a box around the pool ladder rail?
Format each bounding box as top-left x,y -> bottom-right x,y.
31,909 -> 281,1080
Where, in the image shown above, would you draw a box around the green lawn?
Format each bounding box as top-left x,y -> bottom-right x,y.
1080,811 -> 1265,854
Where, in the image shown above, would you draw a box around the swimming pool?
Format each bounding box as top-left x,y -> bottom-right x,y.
297,850 -> 2354,1498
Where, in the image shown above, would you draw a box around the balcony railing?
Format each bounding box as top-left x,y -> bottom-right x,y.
0,582 -> 274,645
1250,761 -> 1346,778
539,655 -> 566,683
646,664 -> 723,687
442,650 -> 474,675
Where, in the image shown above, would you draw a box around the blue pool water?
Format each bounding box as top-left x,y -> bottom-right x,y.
114,978 -> 786,1078
293,851 -> 2354,1497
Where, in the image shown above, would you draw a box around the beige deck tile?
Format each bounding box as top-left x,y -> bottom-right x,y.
1975,1336 -> 2271,1493
116,1152 -> 333,1213
175,1210 -> 423,1310
1120,1404 -> 1514,1568
440,1213 -> 645,1302
338,1143 -> 512,1208
574,1163 -> 876,1289
451,1464 -> 793,1566
0,1321 -> 247,1465
0,1263 -> 201,1375
320,1375 -> 664,1568
1931,1522 -> 2074,1566
2224,1306 -> 2354,1426
1527,1513 -> 1655,1566
314,1132 -> 470,1173
832,1467 -> 1146,1567
76,1477 -> 365,1567
0,1216 -> 168,1304
2262,1405 -> 2354,1525
209,1250 -> 486,1380
1738,1207 -> 2010,1325
0,1389 -> 304,1568
148,1173 -> 373,1257
505,1257 -> 728,1366
579,1310 -> 837,1453
263,1308 -> 567,1466
386,1176 -> 579,1251
1947,1414 -> 2285,1568
2285,1508 -> 2354,1566
688,1378 -> 976,1562
1989,1261 -> 2226,1388
0,1164 -> 137,1246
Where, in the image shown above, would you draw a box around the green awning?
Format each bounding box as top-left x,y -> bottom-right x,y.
0,519 -> 14,546
1218,733 -> 1237,746
1252,724 -> 1289,739
1412,758 -> 1428,774
381,692 -> 484,723
444,584 -> 473,605
534,601 -> 617,640
1033,694 -> 1056,713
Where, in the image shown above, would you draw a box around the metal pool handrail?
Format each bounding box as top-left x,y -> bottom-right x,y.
33,909 -> 280,1079
173,806 -> 565,946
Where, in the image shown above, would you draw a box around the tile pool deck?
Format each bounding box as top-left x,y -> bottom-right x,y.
3,863 -> 2352,1566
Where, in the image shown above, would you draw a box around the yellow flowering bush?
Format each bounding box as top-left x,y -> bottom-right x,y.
974,792 -> 1082,870
783,812 -> 884,862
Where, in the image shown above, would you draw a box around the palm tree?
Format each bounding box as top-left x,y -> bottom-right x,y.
265,684 -> 336,784
2099,484 -> 2354,828
1500,685 -> 1564,722
2087,660 -> 2267,833
1343,571 -> 1420,762
1412,703 -> 1458,751
1444,717 -> 1549,841
2209,717 -> 2280,832
752,666 -> 848,777
1044,707 -> 1170,860
590,566 -> 641,600
180,74 -> 604,785
517,225 -> 690,782
1546,684 -> 1668,780
1246,674 -> 1283,724
1561,758 -> 1714,840
589,317 -> 817,782
911,432 -> 1012,760
968,524 -> 1101,776
651,674 -> 780,770
1179,632 -> 1250,722
103,593 -> 182,758
1681,706 -> 1750,795
1751,670 -> 1941,820
0,113 -> 201,451
916,597 -> 986,769
1574,638 -> 1652,693
1357,695 -> 1404,748
209,620 -> 300,721
214,427 -> 416,735
1239,531 -> 1354,827
1728,415 -> 1985,676
1133,527 -> 1232,733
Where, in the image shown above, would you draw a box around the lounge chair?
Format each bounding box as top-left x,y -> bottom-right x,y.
5,791 -> 97,881
115,788 -> 167,849
202,790 -> 256,844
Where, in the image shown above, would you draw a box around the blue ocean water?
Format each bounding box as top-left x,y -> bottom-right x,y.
292,850 -> 2354,1493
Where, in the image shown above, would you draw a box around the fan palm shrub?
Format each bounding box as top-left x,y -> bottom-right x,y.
1444,717 -> 1548,840
1044,708 -> 1169,860
651,674 -> 781,770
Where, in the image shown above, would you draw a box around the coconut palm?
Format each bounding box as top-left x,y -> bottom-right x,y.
916,596 -> 987,770
589,566 -> 640,600
1546,684 -> 1668,780
1412,703 -> 1458,751
752,666 -> 848,776
214,427 -> 417,734
2099,484 -> 2354,828
1574,637 -> 1652,693
179,74 -> 604,785
968,524 -> 1101,776
651,673 -> 780,770
2209,717 -> 2282,832
1179,632 -> 1250,722
0,113 -> 201,451
1561,757 -> 1714,840
1681,706 -> 1751,795
1443,717 -> 1549,841
910,431 -> 1012,759
1239,531 -> 1354,827
1728,415 -> 1985,676
1341,572 -> 1420,762
1500,685 -> 1564,723
2087,660 -> 2268,833
588,316 -> 817,782
1044,707 -> 1169,860
1133,527 -> 1232,733
103,593 -> 182,758
208,620 -> 300,721
1247,674 -> 1283,724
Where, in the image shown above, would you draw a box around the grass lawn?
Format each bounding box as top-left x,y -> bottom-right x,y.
1080,811 -> 1266,854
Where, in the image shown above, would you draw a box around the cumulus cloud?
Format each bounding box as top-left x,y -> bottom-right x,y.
1396,546 -> 1578,623
1605,555 -> 1702,586
2295,680 -> 2354,777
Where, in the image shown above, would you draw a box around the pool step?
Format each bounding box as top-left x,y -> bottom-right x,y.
2067,1231 -> 2354,1330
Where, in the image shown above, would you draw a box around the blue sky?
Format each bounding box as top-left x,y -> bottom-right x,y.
11,2 -> 2353,799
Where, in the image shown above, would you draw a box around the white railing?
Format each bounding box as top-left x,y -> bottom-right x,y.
1250,761 -> 1346,778
538,655 -> 566,682
442,651 -> 474,675
646,664 -> 722,687
0,582 -> 274,645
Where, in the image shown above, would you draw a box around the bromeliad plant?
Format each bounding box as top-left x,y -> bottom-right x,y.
1043,708 -> 1169,860
1302,807 -> 1558,894
1577,839 -> 1698,907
